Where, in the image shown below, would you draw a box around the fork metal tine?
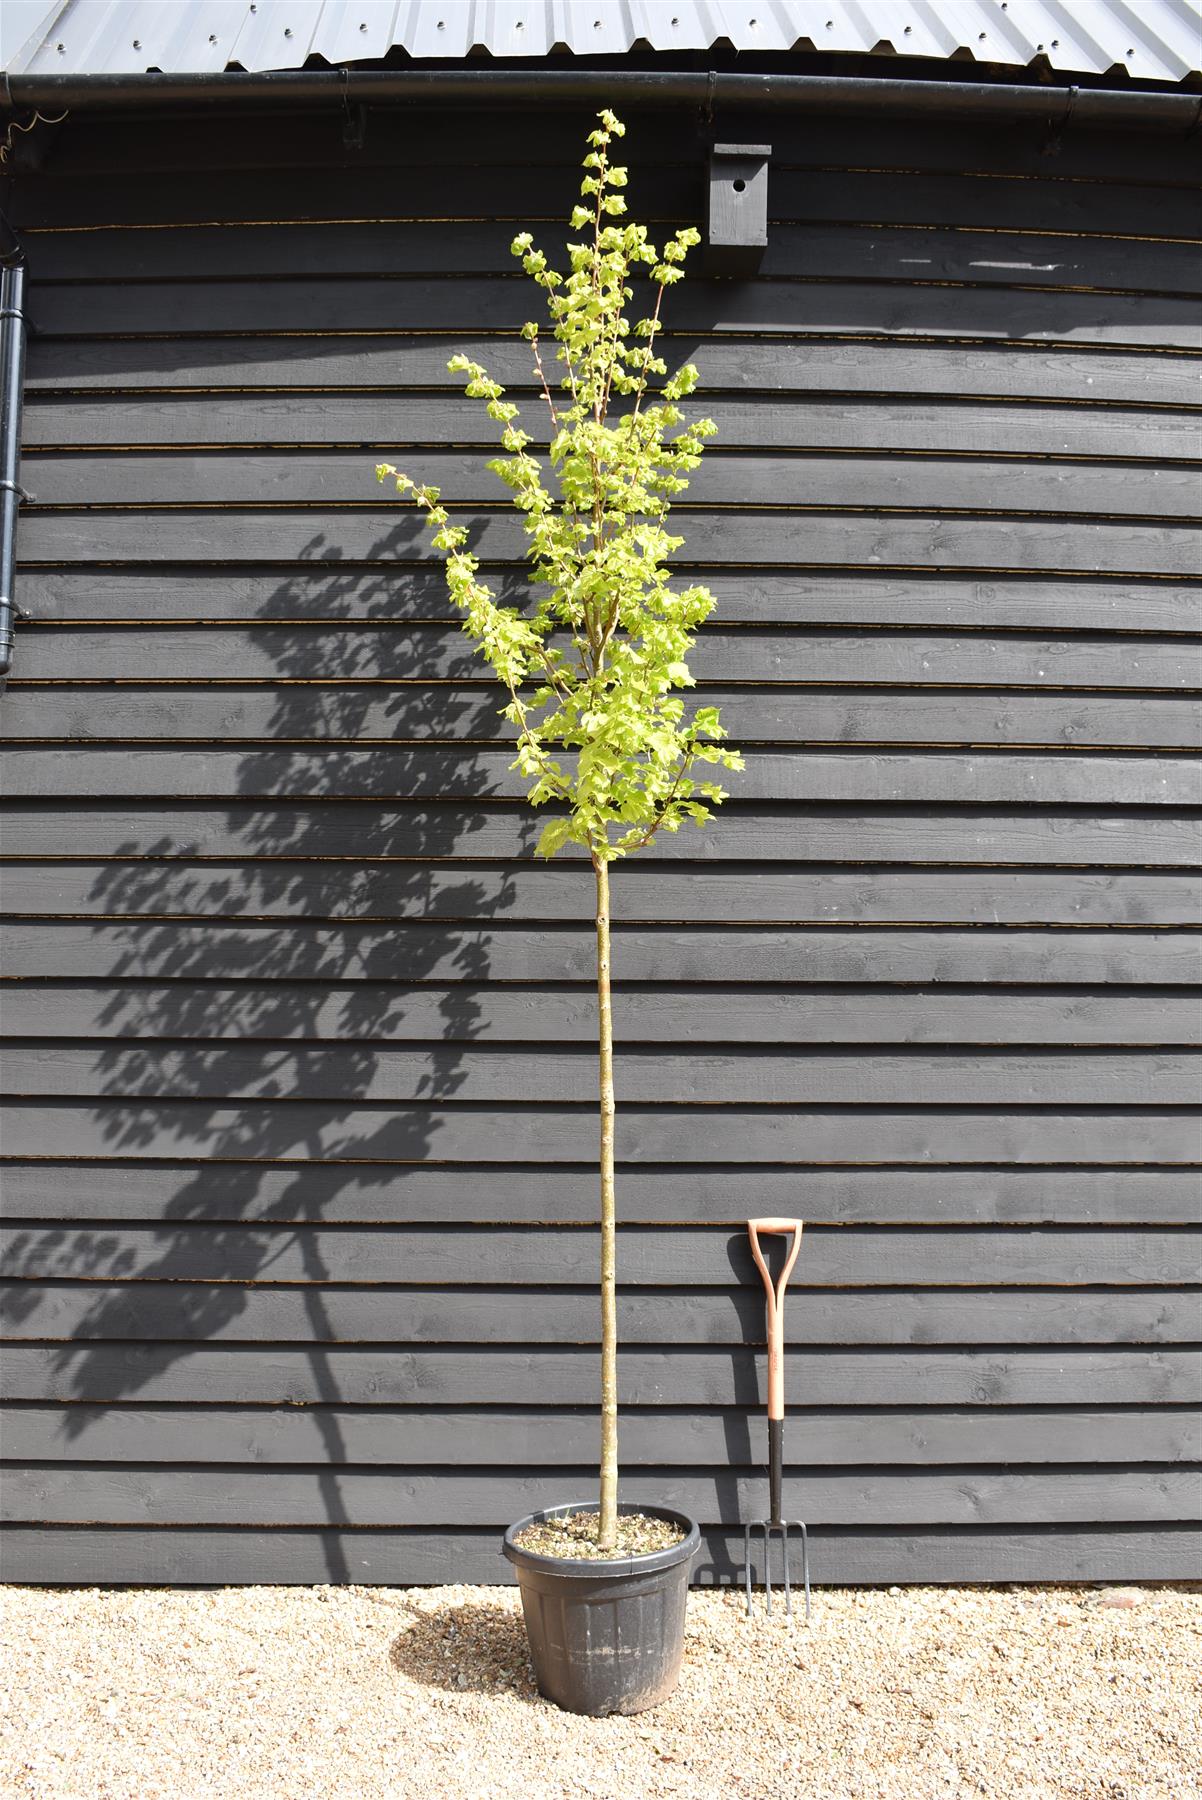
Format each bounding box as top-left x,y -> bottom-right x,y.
744,1518 -> 811,1622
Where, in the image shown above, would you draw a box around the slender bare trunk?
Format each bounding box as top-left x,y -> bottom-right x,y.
594,854 -> 618,1550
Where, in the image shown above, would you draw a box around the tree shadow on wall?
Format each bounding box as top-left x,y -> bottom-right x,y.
4,518 -> 543,1578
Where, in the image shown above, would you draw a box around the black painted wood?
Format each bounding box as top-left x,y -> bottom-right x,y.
5,1405 -> 1197,1466
19,109 -> 1197,184
7,1044 -> 1198,1106
3,101 -> 1199,1588
4,1226 -> 1196,1287
27,450 -> 1202,519
4,1526 -> 1198,1586
7,746 -> 1197,806
5,806 -> 1196,866
22,396 -> 1202,458
13,626 -> 1198,688
6,1283 -> 1195,1345
5,864 -> 1200,929
25,222 -> 1202,294
14,163 -> 1202,238
5,690 -> 1201,750
23,339 -> 1201,411
6,923 -> 1198,983
24,278 -> 1202,348
6,1466 -> 1197,1529
5,983 -> 1197,1044
4,1164 -> 1196,1225
12,568 -> 1201,631
4,1102 -> 1193,1164
18,510 -> 1202,573
5,1344 -> 1198,1405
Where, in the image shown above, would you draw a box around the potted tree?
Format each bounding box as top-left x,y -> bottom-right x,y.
378,110 -> 743,1716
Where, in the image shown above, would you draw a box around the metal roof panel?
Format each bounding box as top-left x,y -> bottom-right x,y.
4,0 -> 1199,82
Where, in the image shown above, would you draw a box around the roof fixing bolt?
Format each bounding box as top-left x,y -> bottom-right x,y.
132,38 -> 141,48
209,34 -> 218,43
979,30 -> 986,38
284,26 -> 293,37
903,24 -> 912,33
1051,38 -> 1059,47
56,41 -> 65,51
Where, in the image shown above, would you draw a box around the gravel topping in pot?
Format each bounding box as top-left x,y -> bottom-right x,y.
514,1511 -> 686,1560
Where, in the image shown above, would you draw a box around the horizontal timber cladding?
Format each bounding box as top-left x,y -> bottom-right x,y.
11,626 -> 1200,686
12,570 -> 1201,632
6,749 -> 1199,805
4,690 -> 1202,748
4,1165 -> 1198,1224
5,1046 -> 1200,1104
24,452 -> 1202,520
7,865 -> 1201,924
6,1283 -> 1200,1346
5,1528 -> 1197,1588
19,398 -> 1202,458
1,101 -> 1200,1589
4,1406 -> 1200,1465
20,340 -> 1202,412
5,1468 -> 1200,1529
21,280 -> 1202,348
5,809 -> 1199,864
16,513 -> 1202,573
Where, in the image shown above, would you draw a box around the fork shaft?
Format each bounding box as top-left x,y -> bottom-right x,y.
768,1417 -> 783,1526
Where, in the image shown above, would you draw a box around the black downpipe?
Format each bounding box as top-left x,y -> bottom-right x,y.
0,257 -> 27,688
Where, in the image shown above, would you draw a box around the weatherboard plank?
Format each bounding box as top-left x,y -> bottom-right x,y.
4,1405 -> 1195,1467
6,923 -> 1197,985
4,1164 -> 1194,1226
6,1282 -> 1194,1346
5,984 -> 1196,1046
4,1225 -> 1196,1288
24,339 -> 1200,411
3,1344 -> 1196,1406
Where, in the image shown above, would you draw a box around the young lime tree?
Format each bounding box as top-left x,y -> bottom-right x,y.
378,111 -> 742,1553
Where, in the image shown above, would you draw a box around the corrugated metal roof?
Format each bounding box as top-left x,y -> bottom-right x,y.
2,0 -> 1199,84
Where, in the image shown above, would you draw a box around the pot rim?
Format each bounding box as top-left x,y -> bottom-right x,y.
502,1501 -> 700,1580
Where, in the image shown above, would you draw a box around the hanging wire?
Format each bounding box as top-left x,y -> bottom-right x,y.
0,108 -> 69,168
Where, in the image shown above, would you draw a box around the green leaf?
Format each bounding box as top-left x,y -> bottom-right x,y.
372,109 -> 742,865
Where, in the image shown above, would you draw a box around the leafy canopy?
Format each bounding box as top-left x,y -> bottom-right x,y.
378,109 -> 743,864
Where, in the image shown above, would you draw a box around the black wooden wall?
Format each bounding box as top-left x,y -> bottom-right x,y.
0,100 -> 1199,1585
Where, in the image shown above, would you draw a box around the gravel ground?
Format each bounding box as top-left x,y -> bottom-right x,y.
1,1582 -> 1198,1800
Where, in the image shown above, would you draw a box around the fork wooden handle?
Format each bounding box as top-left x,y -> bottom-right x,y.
747,1217 -> 803,1422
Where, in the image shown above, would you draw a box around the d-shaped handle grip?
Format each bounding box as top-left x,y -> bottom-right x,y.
747,1218 -> 803,1421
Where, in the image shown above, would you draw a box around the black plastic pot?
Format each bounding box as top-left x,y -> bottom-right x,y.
502,1501 -> 701,1716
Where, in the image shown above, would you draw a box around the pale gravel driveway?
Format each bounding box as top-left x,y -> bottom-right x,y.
1,1583 -> 1198,1800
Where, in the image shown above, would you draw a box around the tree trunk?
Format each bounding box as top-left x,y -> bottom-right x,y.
595,854 -> 618,1550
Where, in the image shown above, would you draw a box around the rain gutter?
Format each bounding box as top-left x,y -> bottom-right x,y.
2,68 -> 1201,132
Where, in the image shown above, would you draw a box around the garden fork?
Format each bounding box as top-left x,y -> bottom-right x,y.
744,1217 -> 811,1621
